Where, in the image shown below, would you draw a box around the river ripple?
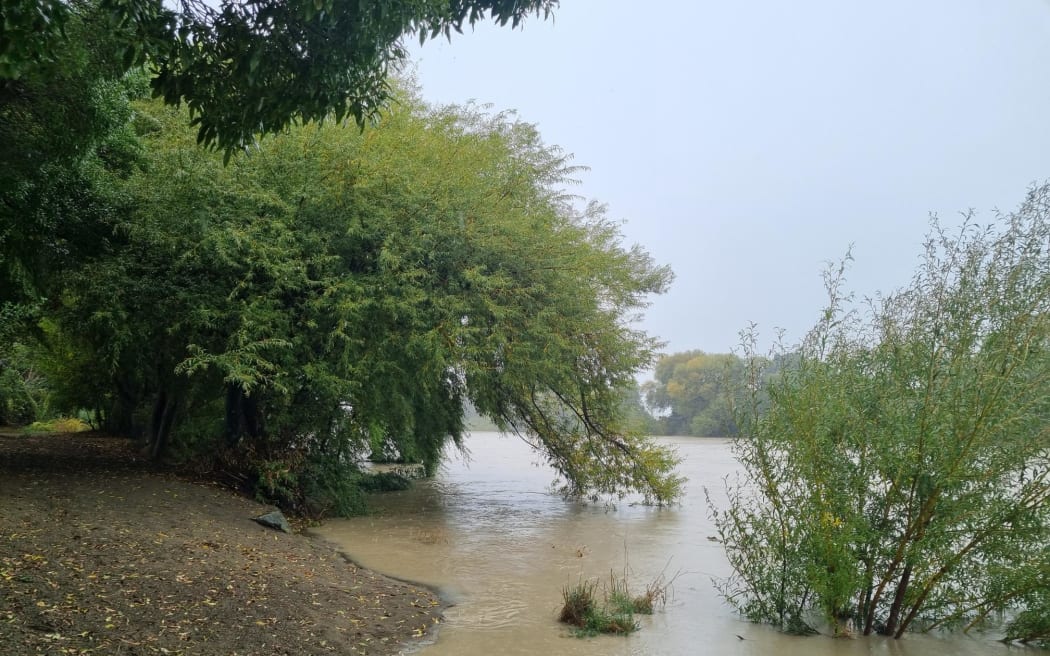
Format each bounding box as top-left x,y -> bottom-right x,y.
314,433 -> 1013,655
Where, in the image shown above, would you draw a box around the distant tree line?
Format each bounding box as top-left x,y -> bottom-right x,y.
639,350 -> 797,437
641,351 -> 743,436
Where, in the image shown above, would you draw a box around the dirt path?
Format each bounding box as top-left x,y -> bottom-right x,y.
0,432 -> 442,655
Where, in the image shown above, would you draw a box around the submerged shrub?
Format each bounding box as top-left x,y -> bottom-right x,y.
356,471 -> 413,492
560,578 -> 636,636
559,568 -> 674,636
559,579 -> 598,627
716,187 -> 1050,639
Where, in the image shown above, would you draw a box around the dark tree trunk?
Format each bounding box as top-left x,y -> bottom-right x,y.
149,391 -> 178,461
858,577 -> 875,635
881,563 -> 913,636
106,377 -> 141,437
225,384 -> 263,447
224,385 -> 241,447
243,393 -> 260,439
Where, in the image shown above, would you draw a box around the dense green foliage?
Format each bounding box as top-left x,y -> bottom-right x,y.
1,3 -> 142,305
714,191 -> 1050,642
3,76 -> 680,510
1,1 -> 682,511
2,0 -> 557,153
642,350 -> 745,436
1,2 -> 145,425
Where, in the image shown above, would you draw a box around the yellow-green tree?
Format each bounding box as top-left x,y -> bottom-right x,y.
643,351 -> 745,436
45,90 -> 681,512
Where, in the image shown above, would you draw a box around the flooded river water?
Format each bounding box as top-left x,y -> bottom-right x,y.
314,433 -> 1016,655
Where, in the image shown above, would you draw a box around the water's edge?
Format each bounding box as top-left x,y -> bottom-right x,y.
309,530 -> 453,651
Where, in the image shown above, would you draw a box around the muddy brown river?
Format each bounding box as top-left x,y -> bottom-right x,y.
314,434 -> 1017,655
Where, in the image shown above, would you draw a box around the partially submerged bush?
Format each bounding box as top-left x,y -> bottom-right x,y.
560,578 -> 636,636
559,579 -> 599,627
356,471 -> 413,493
630,571 -> 673,615
180,441 -> 417,519
559,569 -> 674,637
716,188 -> 1050,639
289,460 -> 419,518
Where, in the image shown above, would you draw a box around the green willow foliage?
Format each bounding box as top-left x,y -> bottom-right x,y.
715,187 -> 1050,641
46,91 -> 681,509
3,0 -> 557,153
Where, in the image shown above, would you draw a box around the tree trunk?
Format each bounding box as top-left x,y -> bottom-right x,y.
149,391 -> 178,461
859,582 -> 874,635
107,377 -> 140,437
225,384 -> 263,447
224,385 -> 241,446
881,563 -> 913,636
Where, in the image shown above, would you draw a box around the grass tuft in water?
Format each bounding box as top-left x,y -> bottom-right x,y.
559,568 -> 676,637
631,570 -> 674,615
559,579 -> 599,627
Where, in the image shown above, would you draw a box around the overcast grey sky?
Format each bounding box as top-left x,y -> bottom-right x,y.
407,0 -> 1050,355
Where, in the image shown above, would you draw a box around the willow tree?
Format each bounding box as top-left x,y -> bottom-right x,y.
2,0 -> 557,153
48,90 -> 681,511
715,188 -> 1050,642
3,0 -> 559,343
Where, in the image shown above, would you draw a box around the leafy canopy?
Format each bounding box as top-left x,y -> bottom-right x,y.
714,188 -> 1050,641
40,88 -> 681,510
2,0 -> 558,153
